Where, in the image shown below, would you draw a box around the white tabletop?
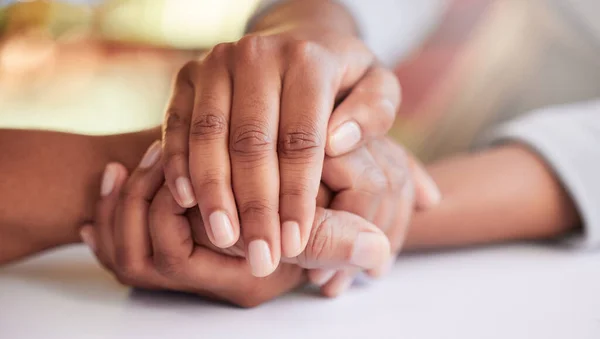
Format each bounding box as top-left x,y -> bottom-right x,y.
1,244 -> 599,339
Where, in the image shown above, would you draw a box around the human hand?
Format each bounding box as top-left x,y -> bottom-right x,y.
311,137 -> 441,296
161,26 -> 400,276
80,141 -> 391,307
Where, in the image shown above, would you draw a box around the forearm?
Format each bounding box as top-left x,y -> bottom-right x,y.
248,0 -> 358,36
0,127 -> 160,264
404,145 -> 580,251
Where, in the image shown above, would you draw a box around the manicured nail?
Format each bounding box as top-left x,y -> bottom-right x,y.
208,210 -> 235,248
282,221 -> 301,257
80,226 -> 96,252
327,274 -> 354,297
350,232 -> 386,269
100,164 -> 118,197
248,239 -> 274,277
138,140 -> 161,169
175,177 -> 195,207
310,269 -> 336,286
329,121 -> 361,156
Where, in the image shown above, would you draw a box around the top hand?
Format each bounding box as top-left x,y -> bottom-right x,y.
162,27 -> 400,276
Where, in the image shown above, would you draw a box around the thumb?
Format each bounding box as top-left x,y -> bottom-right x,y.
287,207 -> 390,270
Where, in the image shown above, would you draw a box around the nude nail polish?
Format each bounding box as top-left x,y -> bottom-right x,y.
282,221 -> 301,257
248,240 -> 274,277
208,211 -> 235,248
100,164 -> 118,197
176,177 -> 195,207
138,140 -> 161,169
329,121 -> 361,156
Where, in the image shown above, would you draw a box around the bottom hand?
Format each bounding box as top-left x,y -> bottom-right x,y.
80,141 -> 390,307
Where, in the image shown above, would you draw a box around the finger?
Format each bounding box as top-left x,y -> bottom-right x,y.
321,147 -> 386,222
366,139 -> 416,277
113,140 -> 165,281
150,185 -> 303,308
409,155 -> 442,209
327,66 -> 400,156
163,61 -> 197,208
229,37 -> 281,277
94,162 -> 128,269
288,207 -> 390,271
188,46 -> 240,249
148,186 -> 196,281
277,45 -> 338,259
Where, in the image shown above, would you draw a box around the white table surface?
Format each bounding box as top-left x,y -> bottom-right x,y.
1,243 -> 599,339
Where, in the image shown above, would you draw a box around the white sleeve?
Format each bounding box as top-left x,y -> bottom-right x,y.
478,100 -> 600,249
248,0 -> 447,67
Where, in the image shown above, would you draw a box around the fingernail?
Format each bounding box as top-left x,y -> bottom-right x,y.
80,226 -> 96,252
138,140 -> 161,169
208,210 -> 235,248
248,239 -> 274,277
100,164 -> 118,197
350,232 -> 386,269
327,274 -> 354,297
175,177 -> 195,207
417,170 -> 442,206
282,221 -> 301,257
329,121 -> 361,156
310,269 -> 336,286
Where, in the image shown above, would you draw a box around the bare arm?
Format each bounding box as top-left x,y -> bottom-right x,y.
0,127 -> 160,264
405,145 -> 580,251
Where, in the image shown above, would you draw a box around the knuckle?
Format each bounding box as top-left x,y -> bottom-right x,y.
234,35 -> 268,64
198,167 -> 226,188
360,90 -> 396,125
177,60 -> 199,82
358,163 -> 388,193
307,211 -> 335,262
189,111 -> 228,142
164,147 -> 187,166
230,121 -> 275,159
153,253 -> 185,277
280,182 -> 312,199
239,199 -> 275,219
164,107 -> 190,132
387,169 -> 408,192
278,125 -> 324,160
207,42 -> 231,62
115,256 -> 145,283
119,186 -> 142,206
285,39 -> 320,65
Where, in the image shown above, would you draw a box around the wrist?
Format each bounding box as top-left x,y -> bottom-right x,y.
403,145 -> 579,251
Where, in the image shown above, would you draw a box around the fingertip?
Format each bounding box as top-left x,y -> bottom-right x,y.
80,225 -> 97,253
100,163 -> 128,197
207,210 -> 238,248
327,120 -> 362,156
321,272 -> 354,298
175,176 -> 196,207
308,269 -> 336,286
247,239 -> 277,278
413,164 -> 442,208
281,221 -> 302,258
350,231 -> 390,270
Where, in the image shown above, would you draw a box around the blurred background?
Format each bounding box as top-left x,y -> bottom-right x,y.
1,0 -> 599,161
